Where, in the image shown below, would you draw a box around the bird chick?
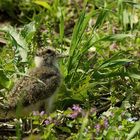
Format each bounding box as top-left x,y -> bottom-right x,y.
0,47 -> 61,118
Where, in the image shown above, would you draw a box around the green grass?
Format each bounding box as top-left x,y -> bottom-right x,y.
0,0 -> 140,139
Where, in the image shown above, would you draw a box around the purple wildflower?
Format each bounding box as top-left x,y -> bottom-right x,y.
44,120 -> 50,125
103,118 -> 109,128
72,104 -> 82,112
40,111 -> 45,116
95,124 -> 101,133
67,104 -> 83,119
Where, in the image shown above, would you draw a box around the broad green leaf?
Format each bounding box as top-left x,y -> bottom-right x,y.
0,69 -> 13,89
2,26 -> 28,62
127,121 -> 140,140
56,126 -> 71,133
128,73 -> 140,79
42,124 -> 54,139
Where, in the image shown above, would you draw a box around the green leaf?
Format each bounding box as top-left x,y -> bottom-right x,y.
124,1 -> 140,9
0,69 -> 13,89
93,70 -> 128,80
128,73 -> 140,79
134,4 -> 140,9
33,0 -> 52,11
59,9 -> 64,43
56,126 -> 71,133
2,26 -> 28,62
100,59 -> 133,68
67,9 -> 94,84
123,9 -> 129,29
127,121 -> 140,140
94,9 -> 108,29
21,22 -> 36,43
77,113 -> 89,140
102,34 -> 133,41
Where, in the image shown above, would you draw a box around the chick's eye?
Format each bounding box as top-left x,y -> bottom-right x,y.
46,49 -> 52,54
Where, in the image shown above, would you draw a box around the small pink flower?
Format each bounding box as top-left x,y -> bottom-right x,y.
104,118 -> 109,128
72,104 -> 82,112
40,111 -> 45,116
95,124 -> 101,133
44,120 -> 50,125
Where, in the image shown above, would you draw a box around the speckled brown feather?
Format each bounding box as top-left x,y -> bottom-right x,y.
0,48 -> 61,118
7,66 -> 60,108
